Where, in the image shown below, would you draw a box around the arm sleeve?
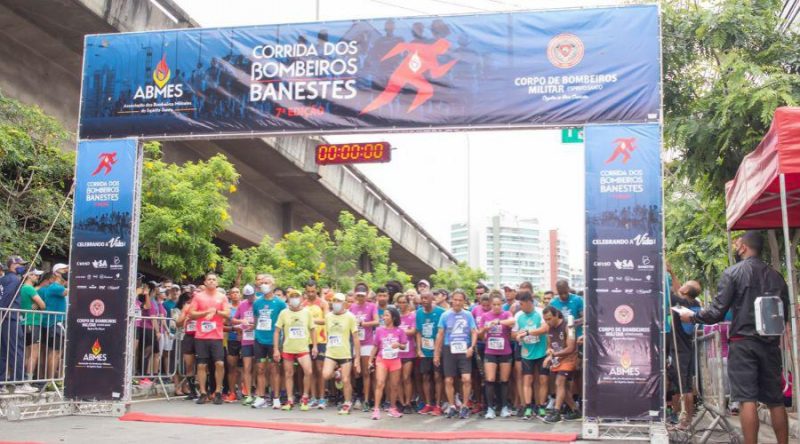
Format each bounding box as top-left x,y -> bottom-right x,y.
694,271 -> 735,325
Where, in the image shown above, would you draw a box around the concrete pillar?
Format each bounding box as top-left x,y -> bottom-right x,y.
281,202 -> 294,235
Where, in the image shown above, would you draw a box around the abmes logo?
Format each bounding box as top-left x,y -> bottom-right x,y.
134,54 -> 184,100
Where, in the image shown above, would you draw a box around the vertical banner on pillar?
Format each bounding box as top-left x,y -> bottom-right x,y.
584,124 -> 663,420
65,138 -> 140,401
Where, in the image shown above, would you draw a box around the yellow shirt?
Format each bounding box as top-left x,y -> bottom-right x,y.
275,307 -> 314,353
325,311 -> 358,360
304,298 -> 327,344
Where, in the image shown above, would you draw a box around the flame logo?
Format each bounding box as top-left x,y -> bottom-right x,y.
91,339 -> 102,356
153,54 -> 171,89
620,350 -> 632,369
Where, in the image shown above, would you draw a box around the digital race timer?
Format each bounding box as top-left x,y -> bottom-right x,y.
315,142 -> 391,165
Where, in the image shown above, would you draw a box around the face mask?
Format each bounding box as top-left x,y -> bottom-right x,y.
289,297 -> 301,308
260,284 -> 271,294
62,272 -> 69,281
15,266 -> 26,275
733,247 -> 743,263
332,302 -> 343,313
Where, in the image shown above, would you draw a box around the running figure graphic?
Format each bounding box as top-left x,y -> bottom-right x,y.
361,38 -> 457,114
91,152 -> 117,176
605,138 -> 637,164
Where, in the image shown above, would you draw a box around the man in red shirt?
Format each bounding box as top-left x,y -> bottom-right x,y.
189,273 -> 230,405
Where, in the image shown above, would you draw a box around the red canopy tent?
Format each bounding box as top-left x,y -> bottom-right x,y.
724,106 -> 800,412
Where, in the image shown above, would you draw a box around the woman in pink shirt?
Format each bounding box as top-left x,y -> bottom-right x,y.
349,284 -> 379,410
369,307 -> 407,420
396,293 -> 417,414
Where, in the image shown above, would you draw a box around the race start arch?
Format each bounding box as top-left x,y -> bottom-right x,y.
67,4 -> 665,438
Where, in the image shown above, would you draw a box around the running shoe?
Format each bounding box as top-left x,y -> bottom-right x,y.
317,398 -> 327,409
272,398 -> 282,409
431,405 -> 444,416
564,409 -> 582,421
388,406 -> 403,418
543,411 -> 563,424
242,395 -> 255,406
455,393 -> 463,408
309,397 -> 319,408
362,401 -> 371,413
484,407 -> 496,419
185,390 -> 198,401
537,407 -> 547,418
445,406 -> 458,419
195,394 -> 208,405
224,392 -> 237,403
509,407 -> 519,416
300,397 -> 310,411
281,401 -> 294,411
459,406 -> 470,419
546,397 -> 555,410
470,403 -> 483,415
338,403 -> 352,415
500,406 -> 512,418
371,407 -> 381,420
15,383 -> 38,394
418,404 -> 434,415
353,399 -> 362,410
252,397 -> 268,409
523,407 -> 533,420
403,404 -> 414,415
213,392 -> 224,405
517,407 -> 525,418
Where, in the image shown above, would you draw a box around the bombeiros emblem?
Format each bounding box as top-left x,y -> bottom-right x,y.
547,33 -> 584,69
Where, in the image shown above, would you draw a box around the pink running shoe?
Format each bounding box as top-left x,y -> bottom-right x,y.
371,407 -> 381,420
388,406 -> 403,418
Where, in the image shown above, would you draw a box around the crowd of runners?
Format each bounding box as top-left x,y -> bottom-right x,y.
156,272 -> 584,423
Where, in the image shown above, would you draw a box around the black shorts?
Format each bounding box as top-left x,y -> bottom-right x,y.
135,326 -> 144,341
140,328 -> 157,349
326,357 -> 352,366
419,357 -> 442,376
668,347 -> 694,394
241,344 -> 254,358
443,346 -> 472,377
522,357 -> 548,376
401,357 -> 415,364
728,339 -> 784,406
227,340 -> 242,357
312,343 -> 327,361
254,342 -> 275,362
484,353 -> 513,365
195,339 -> 225,364
26,326 -> 42,344
513,342 -> 522,361
46,327 -> 64,350
181,334 -> 195,355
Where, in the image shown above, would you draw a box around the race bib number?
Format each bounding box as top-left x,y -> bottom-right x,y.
328,335 -> 342,347
422,338 -> 435,350
487,337 -> 505,351
358,327 -> 366,341
186,320 -> 197,333
256,314 -> 272,331
523,334 -> 539,344
200,321 -> 216,333
288,327 -> 306,339
242,330 -> 255,341
450,340 -> 468,354
422,323 -> 433,337
134,307 -> 142,317
382,346 -> 398,360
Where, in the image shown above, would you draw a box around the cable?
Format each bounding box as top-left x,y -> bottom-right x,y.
0,183 -> 75,326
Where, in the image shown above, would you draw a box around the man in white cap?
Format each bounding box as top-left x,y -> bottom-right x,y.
417,279 -> 431,294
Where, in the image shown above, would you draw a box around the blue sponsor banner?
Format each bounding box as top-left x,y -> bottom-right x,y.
65,139 -> 140,401
584,124 -> 663,420
79,5 -> 660,139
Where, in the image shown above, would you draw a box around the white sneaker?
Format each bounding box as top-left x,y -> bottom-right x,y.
15,383 -> 37,394
272,398 -> 282,409
484,407 -> 496,419
0,385 -> 9,395
546,398 -> 555,410
455,393 -> 462,408
500,406 -> 512,418
252,397 -> 268,409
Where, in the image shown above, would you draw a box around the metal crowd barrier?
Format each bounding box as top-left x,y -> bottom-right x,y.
131,313 -> 181,400
692,330 -> 741,444
0,307 -> 68,419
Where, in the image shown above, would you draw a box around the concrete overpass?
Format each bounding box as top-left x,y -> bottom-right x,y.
0,0 -> 456,279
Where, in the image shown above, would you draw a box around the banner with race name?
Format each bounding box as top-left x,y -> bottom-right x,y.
65,139 -> 141,401
584,124 -> 663,420
78,5 -> 660,139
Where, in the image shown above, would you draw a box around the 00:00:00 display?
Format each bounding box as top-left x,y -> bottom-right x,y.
316,143 -> 387,161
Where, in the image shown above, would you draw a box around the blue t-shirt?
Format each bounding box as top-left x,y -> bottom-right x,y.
416,306 -> 445,357
0,272 -> 22,309
252,296 -> 286,345
163,299 -> 177,314
437,309 -> 477,347
549,294 -> 584,337
229,305 -> 238,341
516,310 -> 547,360
43,283 -> 67,326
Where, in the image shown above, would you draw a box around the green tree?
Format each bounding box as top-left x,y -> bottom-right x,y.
0,92 -> 73,260
139,142 -> 239,280
219,236 -> 282,288
431,262 -> 487,299
274,222 -> 333,289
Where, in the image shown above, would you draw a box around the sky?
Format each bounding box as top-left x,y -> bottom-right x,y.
170,0 -> 628,269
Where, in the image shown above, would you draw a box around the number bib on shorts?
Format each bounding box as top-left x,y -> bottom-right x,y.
256,314 -> 271,331
288,327 -> 306,339
328,335 -> 342,347
358,327 -> 366,341
200,321 -> 216,333
382,346 -> 398,359
186,320 -> 197,333
450,340 -> 468,354
422,338 -> 435,350
242,330 -> 255,341
487,337 -> 505,351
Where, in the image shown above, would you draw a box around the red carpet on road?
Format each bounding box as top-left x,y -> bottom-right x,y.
119,412 -> 579,442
